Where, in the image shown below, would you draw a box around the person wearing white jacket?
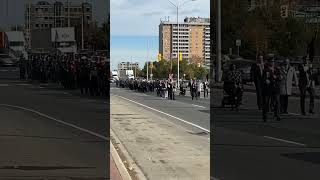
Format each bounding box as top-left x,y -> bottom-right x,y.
279,58 -> 298,114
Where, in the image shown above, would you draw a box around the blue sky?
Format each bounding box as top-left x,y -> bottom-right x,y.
110,0 -> 210,70
111,36 -> 159,70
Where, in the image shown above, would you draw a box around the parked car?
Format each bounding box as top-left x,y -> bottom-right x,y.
0,54 -> 18,67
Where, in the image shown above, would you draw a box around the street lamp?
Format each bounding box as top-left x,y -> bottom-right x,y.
167,0 -> 197,88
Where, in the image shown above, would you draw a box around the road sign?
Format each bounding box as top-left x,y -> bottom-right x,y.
236,39 -> 241,46
150,74 -> 153,77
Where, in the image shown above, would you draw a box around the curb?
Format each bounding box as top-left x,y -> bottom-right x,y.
110,141 -> 132,180
111,129 -> 147,180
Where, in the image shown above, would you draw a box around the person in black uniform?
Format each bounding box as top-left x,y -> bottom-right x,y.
298,56 -> 315,115
262,58 -> 281,122
250,55 -> 265,110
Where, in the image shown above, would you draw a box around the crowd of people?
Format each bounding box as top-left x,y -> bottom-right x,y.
225,54 -> 318,122
116,78 -> 209,100
18,53 -> 109,97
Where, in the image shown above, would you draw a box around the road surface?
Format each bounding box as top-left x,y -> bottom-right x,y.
212,86 -> 320,180
112,82 -> 320,180
0,67 -> 108,179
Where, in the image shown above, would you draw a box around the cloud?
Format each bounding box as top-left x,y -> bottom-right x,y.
111,0 -> 210,36
142,11 -> 163,17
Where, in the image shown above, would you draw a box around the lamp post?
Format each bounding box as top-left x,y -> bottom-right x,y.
167,0 -> 196,88
216,0 -> 222,82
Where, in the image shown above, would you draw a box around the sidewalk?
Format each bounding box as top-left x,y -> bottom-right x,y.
110,95 -> 210,180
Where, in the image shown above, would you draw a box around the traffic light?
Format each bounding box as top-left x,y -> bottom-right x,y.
281,5 -> 288,18
179,52 -> 183,61
157,53 -> 162,61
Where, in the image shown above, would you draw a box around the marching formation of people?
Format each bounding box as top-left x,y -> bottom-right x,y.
249,54 -> 317,122
116,77 -> 209,101
19,53 -> 109,97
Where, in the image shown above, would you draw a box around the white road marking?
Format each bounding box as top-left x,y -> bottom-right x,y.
288,113 -> 301,116
15,83 -> 30,86
0,70 -> 9,72
0,104 -> 108,140
0,84 -> 9,87
113,94 -> 210,133
264,136 -> 306,146
192,104 -> 206,108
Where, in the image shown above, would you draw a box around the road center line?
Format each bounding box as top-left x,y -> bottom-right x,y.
263,136 -> 306,146
192,104 -> 206,108
0,104 -> 108,141
113,94 -> 210,133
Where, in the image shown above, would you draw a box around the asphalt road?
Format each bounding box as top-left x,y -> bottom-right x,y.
212,87 -> 320,180
110,84 -> 210,134
112,83 -> 320,180
0,67 -> 108,179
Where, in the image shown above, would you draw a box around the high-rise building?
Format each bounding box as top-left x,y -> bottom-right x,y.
24,1 -> 92,49
159,17 -> 210,65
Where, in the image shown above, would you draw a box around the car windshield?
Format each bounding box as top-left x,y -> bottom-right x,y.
0,54 -> 10,58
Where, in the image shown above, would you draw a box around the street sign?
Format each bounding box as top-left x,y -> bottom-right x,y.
150,74 -> 153,77
169,73 -> 173,80
236,39 -> 241,46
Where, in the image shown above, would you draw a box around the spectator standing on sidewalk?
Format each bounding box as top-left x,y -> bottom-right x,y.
279,58 -> 298,114
203,81 -> 207,98
191,79 -> 198,100
251,54 -> 265,110
298,56 -> 315,115
168,79 -> 173,100
197,80 -> 202,98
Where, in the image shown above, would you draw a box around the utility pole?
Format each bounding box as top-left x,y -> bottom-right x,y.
68,0 -> 70,27
81,1 -> 84,50
147,39 -> 149,81
177,5 -> 180,87
28,0 -> 31,52
216,0 -> 222,82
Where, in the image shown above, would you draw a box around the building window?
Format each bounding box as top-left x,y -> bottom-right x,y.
36,24 -> 39,27
87,8 -> 90,12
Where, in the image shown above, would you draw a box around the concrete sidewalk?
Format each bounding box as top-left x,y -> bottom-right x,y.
110,95 -> 210,180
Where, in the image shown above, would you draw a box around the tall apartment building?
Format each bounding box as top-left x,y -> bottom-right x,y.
159,17 -> 210,65
24,1 -> 92,48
